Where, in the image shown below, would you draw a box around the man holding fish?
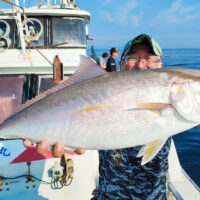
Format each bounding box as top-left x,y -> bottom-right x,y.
23,34 -> 173,199
95,34 -> 171,200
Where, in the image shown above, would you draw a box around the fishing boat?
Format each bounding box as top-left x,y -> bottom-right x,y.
0,1 -> 199,200
0,1 -> 99,199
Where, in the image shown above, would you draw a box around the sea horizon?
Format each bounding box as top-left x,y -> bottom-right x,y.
87,47 -> 200,70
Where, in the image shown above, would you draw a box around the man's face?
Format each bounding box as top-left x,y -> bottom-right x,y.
103,56 -> 108,60
121,43 -> 163,71
113,52 -> 119,58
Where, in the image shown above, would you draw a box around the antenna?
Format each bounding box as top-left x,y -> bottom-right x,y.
61,0 -> 76,8
47,0 -> 50,8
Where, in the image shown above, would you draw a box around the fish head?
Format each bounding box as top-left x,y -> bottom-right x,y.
170,76 -> 200,122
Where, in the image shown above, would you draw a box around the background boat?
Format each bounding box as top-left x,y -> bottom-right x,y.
0,1 -> 99,199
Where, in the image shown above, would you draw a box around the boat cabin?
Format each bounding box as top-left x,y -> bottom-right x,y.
0,1 -> 90,75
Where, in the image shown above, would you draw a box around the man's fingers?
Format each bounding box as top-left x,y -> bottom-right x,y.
197,125 -> 200,128
53,141 -> 64,157
27,139 -> 85,157
36,139 -> 49,155
92,188 -> 98,196
23,139 -> 33,148
75,148 -> 86,155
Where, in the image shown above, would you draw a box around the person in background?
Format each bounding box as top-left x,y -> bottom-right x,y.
106,47 -> 119,72
96,52 -> 109,69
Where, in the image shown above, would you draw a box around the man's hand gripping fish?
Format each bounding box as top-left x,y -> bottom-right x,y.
0,55 -> 200,165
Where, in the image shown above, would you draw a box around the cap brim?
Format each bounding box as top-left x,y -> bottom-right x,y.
121,34 -> 162,59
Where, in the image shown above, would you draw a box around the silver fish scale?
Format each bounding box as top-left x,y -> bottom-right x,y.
0,69 -> 200,149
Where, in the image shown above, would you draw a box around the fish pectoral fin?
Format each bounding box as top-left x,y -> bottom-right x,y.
138,138 -> 168,165
138,103 -> 169,110
136,145 -> 145,158
138,103 -> 169,115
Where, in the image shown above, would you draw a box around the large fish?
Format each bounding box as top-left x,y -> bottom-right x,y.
0,55 -> 200,164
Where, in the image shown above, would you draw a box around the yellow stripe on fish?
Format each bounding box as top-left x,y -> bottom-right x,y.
77,106 -> 108,114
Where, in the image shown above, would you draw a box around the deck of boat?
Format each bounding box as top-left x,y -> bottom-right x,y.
168,141 -> 200,200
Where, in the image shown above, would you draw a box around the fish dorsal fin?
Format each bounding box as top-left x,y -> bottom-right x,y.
137,138 -> 168,165
1,55 -> 107,123
64,55 -> 107,87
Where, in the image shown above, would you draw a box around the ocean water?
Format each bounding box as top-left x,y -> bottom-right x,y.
87,47 -> 200,187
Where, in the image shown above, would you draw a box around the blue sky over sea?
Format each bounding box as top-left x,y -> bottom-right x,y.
0,0 -> 200,49
79,0 -> 200,49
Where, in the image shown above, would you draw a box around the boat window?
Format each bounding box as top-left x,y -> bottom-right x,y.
0,19 -> 13,49
16,17 -> 45,48
24,18 -> 45,47
52,17 -> 86,47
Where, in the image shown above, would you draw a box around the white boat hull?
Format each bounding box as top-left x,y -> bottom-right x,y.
0,140 -> 99,200
168,140 -> 200,200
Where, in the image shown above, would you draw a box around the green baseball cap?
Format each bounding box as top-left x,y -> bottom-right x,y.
121,34 -> 162,60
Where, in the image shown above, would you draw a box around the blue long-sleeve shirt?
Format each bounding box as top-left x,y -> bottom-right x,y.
97,138 -> 171,200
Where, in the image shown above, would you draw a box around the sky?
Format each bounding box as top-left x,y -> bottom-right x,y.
1,0 -> 200,49
78,0 -> 200,49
